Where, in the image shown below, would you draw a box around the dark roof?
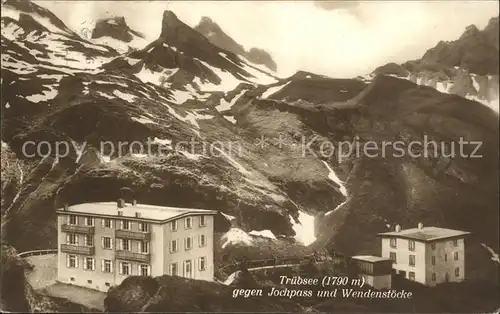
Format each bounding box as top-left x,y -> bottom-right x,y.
378,226 -> 470,241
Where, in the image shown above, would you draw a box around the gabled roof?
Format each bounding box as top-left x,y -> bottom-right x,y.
56,202 -> 217,223
378,226 -> 471,242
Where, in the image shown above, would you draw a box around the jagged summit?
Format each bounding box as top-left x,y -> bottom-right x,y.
91,16 -> 144,42
89,15 -> 147,53
195,15 -> 277,72
420,17 -> 499,75
459,24 -> 480,40
159,10 -> 209,46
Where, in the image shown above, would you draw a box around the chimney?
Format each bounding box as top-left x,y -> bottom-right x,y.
418,222 -> 424,230
63,203 -> 68,211
395,224 -> 401,232
132,199 -> 137,206
117,198 -> 125,208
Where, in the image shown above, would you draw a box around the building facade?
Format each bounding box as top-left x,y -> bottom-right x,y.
351,255 -> 392,290
378,223 -> 470,286
56,200 -> 217,292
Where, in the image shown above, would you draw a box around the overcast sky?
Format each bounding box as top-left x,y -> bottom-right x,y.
37,1 -> 498,78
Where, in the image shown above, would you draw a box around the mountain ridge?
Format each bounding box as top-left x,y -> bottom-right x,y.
1,3 -> 498,306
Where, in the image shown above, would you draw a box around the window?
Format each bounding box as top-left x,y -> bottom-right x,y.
170,263 -> 178,276
409,272 -> 415,281
68,215 -> 77,225
455,267 -> 460,277
139,241 -> 149,254
138,222 -> 149,232
432,273 -> 436,281
431,243 -> 436,250
390,238 -> 397,248
105,282 -> 110,287
87,280 -> 92,284
431,256 -> 436,265
102,219 -> 112,228
85,217 -> 94,226
102,237 -> 112,249
67,233 -> 78,245
184,260 -> 192,277
83,257 -> 95,271
185,217 -> 192,229
84,235 -> 94,247
445,254 -> 448,262
67,255 -> 78,268
389,252 -> 397,264
199,257 -> 206,271
185,237 -> 192,250
199,235 -> 206,247
453,239 -> 458,247
170,240 -> 178,253
170,220 -> 178,232
102,260 -> 113,273
121,220 -> 130,230
199,215 -> 206,227
120,262 -> 131,275
409,255 -> 415,267
408,240 -> 415,251
70,277 -> 75,281
139,264 -> 150,276
454,252 -> 459,261
120,239 -> 131,251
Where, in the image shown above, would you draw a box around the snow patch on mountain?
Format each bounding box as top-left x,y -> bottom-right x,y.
132,116 -> 157,125
221,228 -> 253,248
261,81 -> 291,99
249,230 -> 276,239
224,116 -> 237,124
113,90 -> 136,102
134,66 -> 179,86
322,161 -> 348,197
216,89 -> 246,112
25,84 -> 58,103
289,211 -> 316,245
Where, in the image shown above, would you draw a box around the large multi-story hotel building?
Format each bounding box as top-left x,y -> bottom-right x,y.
56,199 -> 217,292
378,223 -> 470,286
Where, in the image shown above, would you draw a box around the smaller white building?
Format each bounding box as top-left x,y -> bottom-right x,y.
378,223 -> 470,286
351,255 -> 392,290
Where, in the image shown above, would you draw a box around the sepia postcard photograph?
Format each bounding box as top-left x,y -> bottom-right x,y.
0,0 -> 499,312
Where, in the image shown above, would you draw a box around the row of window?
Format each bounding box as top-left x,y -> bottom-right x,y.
169,258 -> 206,276
65,255 -> 207,275
406,268 -> 460,282
389,252 -> 460,265
66,255 -> 151,275
170,235 -> 206,252
389,238 -> 459,250
65,234 -> 207,252
66,215 -> 207,231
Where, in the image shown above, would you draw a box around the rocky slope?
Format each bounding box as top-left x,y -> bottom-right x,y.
104,275 -> 302,312
195,16 -> 277,72
371,16 -> 499,113
0,244 -> 95,312
1,0 -> 498,279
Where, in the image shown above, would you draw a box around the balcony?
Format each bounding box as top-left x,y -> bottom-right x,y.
115,229 -> 151,241
61,224 -> 95,234
116,250 -> 151,263
61,244 -> 95,255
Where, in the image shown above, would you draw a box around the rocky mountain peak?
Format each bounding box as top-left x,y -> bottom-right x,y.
91,16 -> 144,43
194,16 -> 277,72
159,10 -> 209,46
459,24 -> 480,40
